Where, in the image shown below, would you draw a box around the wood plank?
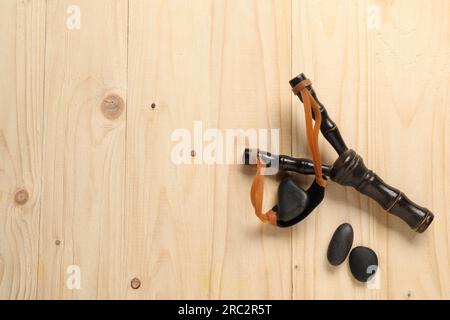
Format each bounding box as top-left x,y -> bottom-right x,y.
0,0 -> 46,299
370,0 -> 450,299
292,0 -> 377,299
125,0 -> 292,299
38,0 -> 128,299
292,0 -> 450,299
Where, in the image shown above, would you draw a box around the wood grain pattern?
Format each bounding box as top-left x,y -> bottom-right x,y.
292,0 -> 378,300
125,0 -> 292,299
0,0 -> 448,299
38,0 -> 128,299
0,0 -> 46,299
292,0 -> 450,299
370,0 -> 450,299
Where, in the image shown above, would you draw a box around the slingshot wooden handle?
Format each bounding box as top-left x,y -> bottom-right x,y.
290,73 -> 434,233
331,149 -> 434,233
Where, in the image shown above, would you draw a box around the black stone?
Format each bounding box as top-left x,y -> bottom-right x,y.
274,177 -> 325,228
327,223 -> 354,266
349,246 -> 378,282
277,178 -> 309,223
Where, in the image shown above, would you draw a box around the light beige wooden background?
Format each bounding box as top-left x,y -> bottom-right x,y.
0,0 -> 449,300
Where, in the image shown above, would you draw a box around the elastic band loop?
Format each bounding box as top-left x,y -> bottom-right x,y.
249,154 -> 278,225
292,79 -> 312,94
296,79 -> 328,188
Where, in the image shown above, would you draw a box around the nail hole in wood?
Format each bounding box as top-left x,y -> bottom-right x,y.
131,277 -> 141,289
101,94 -> 124,120
150,103 -> 156,109
55,240 -> 61,246
14,189 -> 29,205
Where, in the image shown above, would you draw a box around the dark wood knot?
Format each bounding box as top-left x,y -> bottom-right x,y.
101,94 -> 124,120
130,277 -> 141,289
14,189 -> 29,205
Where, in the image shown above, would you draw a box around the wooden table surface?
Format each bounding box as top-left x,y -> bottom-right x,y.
0,0 -> 449,299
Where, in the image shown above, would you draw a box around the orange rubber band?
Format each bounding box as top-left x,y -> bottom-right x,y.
250,155 -> 278,225
293,80 -> 328,188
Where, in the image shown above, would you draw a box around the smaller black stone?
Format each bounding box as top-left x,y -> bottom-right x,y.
349,246 -> 378,282
327,223 -> 354,266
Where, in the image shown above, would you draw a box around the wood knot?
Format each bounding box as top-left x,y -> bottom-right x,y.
101,94 -> 124,120
131,277 -> 141,289
14,189 -> 29,205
